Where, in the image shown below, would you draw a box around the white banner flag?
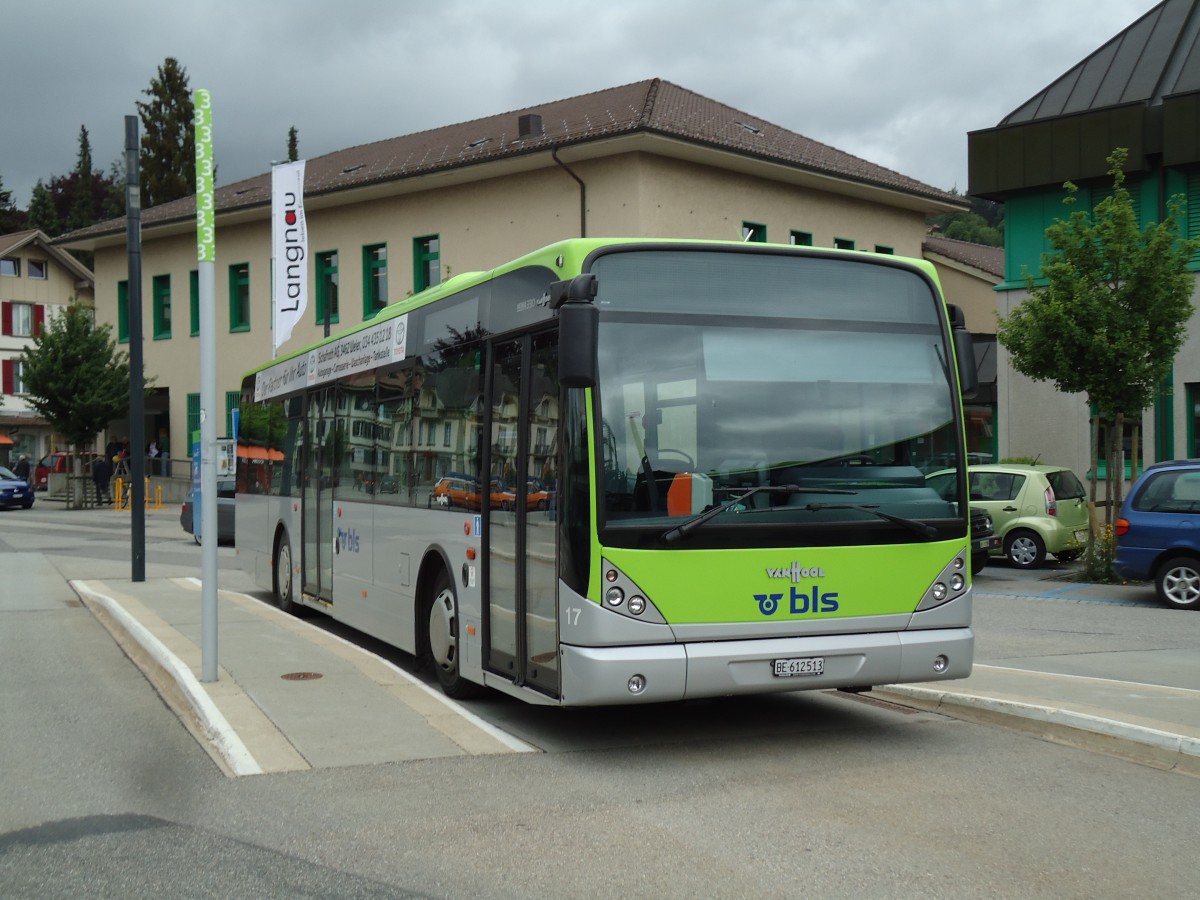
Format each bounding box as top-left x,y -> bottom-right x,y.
272,160 -> 308,353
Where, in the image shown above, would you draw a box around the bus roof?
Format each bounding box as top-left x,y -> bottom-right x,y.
243,237 -> 940,379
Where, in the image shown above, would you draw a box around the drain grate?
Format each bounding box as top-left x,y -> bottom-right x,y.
281,671 -> 323,681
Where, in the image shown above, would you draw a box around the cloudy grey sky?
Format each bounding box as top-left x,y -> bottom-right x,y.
3,0 -> 1157,208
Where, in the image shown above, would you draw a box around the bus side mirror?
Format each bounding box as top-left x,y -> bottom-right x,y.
552,274 -> 599,389
948,304 -> 979,400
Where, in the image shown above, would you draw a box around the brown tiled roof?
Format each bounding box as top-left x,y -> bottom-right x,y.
59,78 -> 962,244
923,235 -> 1004,279
0,228 -> 95,281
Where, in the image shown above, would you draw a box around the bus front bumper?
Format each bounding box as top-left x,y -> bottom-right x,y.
558,627 -> 974,706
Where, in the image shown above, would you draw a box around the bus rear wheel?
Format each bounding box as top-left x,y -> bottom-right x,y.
274,531 -> 299,614
426,568 -> 480,699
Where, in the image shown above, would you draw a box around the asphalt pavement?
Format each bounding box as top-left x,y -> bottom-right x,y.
7,500 -> 1198,778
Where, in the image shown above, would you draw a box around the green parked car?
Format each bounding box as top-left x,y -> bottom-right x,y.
927,463 -> 1090,569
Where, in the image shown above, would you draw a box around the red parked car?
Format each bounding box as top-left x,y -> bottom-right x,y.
34,452 -> 100,490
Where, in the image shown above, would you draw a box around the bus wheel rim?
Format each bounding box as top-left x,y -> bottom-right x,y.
429,588 -> 456,670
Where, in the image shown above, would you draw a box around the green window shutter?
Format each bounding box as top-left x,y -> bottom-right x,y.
413,235 -> 440,293
316,251 -> 340,325
117,280 -> 129,343
228,263 -> 250,332
190,270 -> 200,336
186,393 -> 201,456
362,244 -> 387,319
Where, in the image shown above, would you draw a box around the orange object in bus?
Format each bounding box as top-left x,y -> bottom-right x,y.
667,471 -> 713,516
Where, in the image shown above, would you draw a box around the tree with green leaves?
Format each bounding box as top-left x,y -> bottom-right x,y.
66,125 -> 96,233
26,180 -> 60,235
136,57 -> 195,208
0,174 -> 22,234
287,126 -> 299,162
20,302 -> 135,494
998,148 -> 1199,571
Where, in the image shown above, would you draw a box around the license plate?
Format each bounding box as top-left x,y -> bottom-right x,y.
773,656 -> 824,677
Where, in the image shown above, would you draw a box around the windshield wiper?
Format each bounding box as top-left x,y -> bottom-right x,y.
662,484 -> 854,544
802,502 -> 938,540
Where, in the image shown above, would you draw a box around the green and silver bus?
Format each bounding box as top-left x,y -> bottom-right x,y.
237,238 -> 978,705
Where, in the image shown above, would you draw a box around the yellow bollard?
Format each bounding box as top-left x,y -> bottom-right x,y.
113,477 -> 125,511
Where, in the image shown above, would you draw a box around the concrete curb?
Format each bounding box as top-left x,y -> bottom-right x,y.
71,580 -> 264,777
874,684 -> 1200,776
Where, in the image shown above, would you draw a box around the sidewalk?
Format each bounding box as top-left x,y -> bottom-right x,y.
873,573 -> 1200,776
71,575 -> 536,777
67,568 -> 1199,778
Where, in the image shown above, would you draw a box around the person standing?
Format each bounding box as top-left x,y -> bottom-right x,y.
92,454 -> 114,505
12,454 -> 31,485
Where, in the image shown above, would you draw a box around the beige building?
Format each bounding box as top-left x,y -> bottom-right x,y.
0,229 -> 95,466
59,79 -> 968,478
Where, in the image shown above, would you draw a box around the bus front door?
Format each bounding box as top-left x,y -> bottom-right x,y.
486,333 -> 560,697
302,389 -> 335,603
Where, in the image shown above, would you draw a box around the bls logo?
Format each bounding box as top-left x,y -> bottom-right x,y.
335,527 -> 361,554
754,585 -> 839,616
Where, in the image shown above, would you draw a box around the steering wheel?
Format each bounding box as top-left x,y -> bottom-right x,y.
656,449 -> 696,469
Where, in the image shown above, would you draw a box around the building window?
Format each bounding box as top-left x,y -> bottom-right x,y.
413,235 -> 440,293
363,244 -> 388,318
3,359 -> 28,394
189,270 -> 199,336
27,260 -> 48,279
4,302 -> 34,337
316,251 -> 340,325
789,230 -> 813,247
0,258 -> 19,277
834,237 -> 855,250
229,263 -> 250,332
443,421 -> 451,447
118,280 -> 129,343
742,222 -> 767,243
152,274 -> 171,340
874,245 -> 894,255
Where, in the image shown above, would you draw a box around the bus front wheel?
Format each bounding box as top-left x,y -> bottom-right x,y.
426,568 -> 480,699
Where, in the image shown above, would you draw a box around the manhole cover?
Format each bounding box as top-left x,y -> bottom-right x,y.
281,671 -> 323,681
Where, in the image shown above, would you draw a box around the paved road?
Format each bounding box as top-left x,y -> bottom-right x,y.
3,502 -> 1199,897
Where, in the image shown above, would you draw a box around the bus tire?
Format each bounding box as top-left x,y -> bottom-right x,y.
426,567 -> 481,699
274,531 -> 299,614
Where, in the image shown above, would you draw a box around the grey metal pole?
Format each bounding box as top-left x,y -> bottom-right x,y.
195,90 -> 219,682
124,116 -> 146,582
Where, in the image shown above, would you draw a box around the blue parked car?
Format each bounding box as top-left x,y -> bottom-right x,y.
0,465 -> 35,509
1114,459 -> 1200,610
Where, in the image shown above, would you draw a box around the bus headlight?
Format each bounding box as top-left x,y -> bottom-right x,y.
628,595 -> 646,615
605,586 -> 625,607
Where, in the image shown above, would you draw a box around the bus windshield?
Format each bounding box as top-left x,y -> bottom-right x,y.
591,249 -> 963,536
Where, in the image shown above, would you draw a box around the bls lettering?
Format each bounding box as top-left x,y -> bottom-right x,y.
754,585 -> 839,616
335,527 -> 361,554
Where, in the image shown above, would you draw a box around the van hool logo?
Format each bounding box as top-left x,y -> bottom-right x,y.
766,561 -> 826,582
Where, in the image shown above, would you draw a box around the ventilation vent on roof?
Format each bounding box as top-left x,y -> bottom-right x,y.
467,137 -> 491,149
735,122 -> 762,135
342,163 -> 364,174
518,113 -> 544,138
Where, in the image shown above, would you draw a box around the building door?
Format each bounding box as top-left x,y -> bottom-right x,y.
486,332 -> 560,696
302,388 -> 335,603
